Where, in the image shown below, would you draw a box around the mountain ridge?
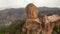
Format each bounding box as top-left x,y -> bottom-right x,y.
0,7 -> 60,28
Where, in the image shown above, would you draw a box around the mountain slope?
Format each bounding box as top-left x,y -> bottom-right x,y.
0,7 -> 60,28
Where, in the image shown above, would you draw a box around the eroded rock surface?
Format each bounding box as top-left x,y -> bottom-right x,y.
21,3 -> 41,34
42,14 -> 60,34
26,3 -> 39,19
21,3 -> 60,34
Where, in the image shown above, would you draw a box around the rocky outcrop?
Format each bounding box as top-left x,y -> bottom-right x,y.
42,14 -> 54,34
42,14 -> 60,34
26,3 -> 39,19
21,3 -> 42,34
21,3 -> 60,34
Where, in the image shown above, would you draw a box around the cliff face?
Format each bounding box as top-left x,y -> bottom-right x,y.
42,14 -> 60,34
21,3 -> 60,34
21,3 -> 41,34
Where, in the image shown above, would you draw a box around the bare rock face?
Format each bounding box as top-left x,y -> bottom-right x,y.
42,14 -> 60,34
42,14 -> 54,34
26,3 -> 39,19
21,3 -> 41,34
21,3 -> 60,34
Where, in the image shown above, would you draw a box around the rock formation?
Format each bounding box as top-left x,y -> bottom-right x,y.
26,3 -> 39,19
42,14 -> 54,34
42,14 -> 60,34
21,3 -> 60,34
21,3 -> 42,34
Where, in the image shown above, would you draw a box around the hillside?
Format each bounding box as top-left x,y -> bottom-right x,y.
0,7 -> 60,28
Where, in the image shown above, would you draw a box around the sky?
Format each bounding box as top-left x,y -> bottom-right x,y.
0,0 -> 60,9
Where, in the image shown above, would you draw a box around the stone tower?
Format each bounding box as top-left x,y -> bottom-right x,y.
21,3 -> 42,34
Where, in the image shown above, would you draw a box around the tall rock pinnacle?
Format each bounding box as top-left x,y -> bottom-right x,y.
21,3 -> 41,34
26,3 -> 39,19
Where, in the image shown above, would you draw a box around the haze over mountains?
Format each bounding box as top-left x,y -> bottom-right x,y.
0,7 -> 60,28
